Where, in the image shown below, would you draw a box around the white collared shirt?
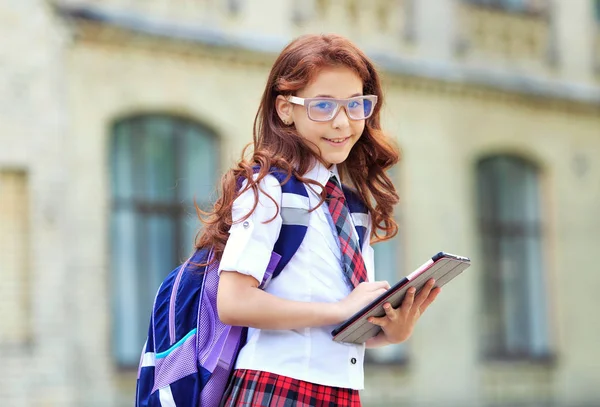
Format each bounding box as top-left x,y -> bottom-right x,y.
218,161 -> 375,390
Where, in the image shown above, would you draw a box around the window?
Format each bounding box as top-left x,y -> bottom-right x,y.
476,155 -> 551,360
110,115 -> 218,366
0,170 -> 31,346
227,0 -> 243,16
366,173 -> 407,363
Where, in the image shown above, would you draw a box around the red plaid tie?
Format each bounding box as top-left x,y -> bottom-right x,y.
325,176 -> 368,288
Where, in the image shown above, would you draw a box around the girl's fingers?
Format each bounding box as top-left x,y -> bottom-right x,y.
368,303 -> 398,326
368,315 -> 387,327
369,282 -> 442,330
383,303 -> 397,321
401,287 -> 416,313
368,281 -> 390,291
414,279 -> 436,307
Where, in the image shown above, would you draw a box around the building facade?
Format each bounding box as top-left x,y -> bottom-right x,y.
1,0 -> 600,406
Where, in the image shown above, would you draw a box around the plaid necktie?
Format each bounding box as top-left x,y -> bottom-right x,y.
325,175 -> 368,288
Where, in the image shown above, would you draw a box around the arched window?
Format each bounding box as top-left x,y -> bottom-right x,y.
476,155 -> 551,360
109,114 -> 218,366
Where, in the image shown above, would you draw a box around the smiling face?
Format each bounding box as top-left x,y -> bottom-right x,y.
276,66 -> 366,167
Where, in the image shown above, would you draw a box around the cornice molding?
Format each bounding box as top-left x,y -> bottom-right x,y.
56,3 -> 600,113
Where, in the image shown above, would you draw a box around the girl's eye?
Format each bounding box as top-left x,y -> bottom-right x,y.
348,100 -> 362,109
314,102 -> 334,110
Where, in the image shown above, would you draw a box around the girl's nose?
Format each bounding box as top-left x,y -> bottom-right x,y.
332,106 -> 350,129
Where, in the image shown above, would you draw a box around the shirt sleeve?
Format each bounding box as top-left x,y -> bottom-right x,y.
362,213 -> 376,283
218,174 -> 283,284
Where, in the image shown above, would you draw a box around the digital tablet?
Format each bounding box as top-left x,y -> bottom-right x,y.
331,252 -> 471,344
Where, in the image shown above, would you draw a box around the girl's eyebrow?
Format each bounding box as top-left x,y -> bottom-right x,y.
313,93 -> 363,98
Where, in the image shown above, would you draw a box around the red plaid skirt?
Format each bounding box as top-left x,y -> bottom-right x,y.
220,369 -> 361,407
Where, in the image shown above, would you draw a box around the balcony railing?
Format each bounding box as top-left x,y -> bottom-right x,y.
56,0 -> 243,27
291,0 -> 413,52
57,0 -> 413,53
455,0 -> 556,71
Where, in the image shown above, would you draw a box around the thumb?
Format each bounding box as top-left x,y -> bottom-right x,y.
372,280 -> 390,290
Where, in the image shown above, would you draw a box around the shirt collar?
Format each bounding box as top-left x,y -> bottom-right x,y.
303,159 -> 341,194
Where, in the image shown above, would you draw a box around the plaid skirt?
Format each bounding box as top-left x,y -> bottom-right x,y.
220,369 -> 361,407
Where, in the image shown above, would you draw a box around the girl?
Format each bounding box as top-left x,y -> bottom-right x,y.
197,34 -> 441,407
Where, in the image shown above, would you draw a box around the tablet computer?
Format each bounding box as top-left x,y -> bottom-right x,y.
331,252 -> 471,344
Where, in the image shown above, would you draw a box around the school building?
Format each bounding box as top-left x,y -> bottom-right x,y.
1,0 -> 599,406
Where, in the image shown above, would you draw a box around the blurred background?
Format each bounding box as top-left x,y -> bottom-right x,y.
1,0 -> 600,406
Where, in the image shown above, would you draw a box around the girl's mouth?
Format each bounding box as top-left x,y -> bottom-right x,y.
323,136 -> 350,145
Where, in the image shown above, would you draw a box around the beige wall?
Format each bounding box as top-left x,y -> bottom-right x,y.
377,81 -> 600,405
1,1 -> 599,406
0,1 -> 80,406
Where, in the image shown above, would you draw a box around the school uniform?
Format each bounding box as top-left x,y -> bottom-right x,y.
218,161 -> 374,407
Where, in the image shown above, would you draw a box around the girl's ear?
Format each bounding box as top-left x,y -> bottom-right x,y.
275,95 -> 294,125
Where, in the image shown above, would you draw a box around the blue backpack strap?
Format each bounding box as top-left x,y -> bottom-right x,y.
196,168 -> 305,291
342,184 -> 370,247
235,166 -> 310,281
268,168 -> 310,279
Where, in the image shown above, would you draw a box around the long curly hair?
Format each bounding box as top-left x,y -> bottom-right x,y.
195,34 -> 400,261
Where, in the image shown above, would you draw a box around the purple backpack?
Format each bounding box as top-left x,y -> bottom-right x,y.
135,171 -> 368,406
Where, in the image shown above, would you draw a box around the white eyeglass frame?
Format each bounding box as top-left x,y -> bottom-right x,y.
287,95 -> 378,122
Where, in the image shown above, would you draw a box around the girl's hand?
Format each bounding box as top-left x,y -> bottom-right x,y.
368,278 -> 441,344
337,281 -> 391,322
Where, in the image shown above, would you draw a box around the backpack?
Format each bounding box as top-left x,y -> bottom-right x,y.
135,170 -> 368,407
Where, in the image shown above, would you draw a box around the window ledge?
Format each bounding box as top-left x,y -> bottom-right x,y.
365,356 -> 409,368
481,352 -> 557,367
480,356 -> 557,405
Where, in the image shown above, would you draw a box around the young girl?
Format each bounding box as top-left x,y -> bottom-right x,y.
197,34 -> 441,407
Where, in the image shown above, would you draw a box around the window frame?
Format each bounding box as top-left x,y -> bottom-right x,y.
109,114 -> 219,368
476,154 -> 553,363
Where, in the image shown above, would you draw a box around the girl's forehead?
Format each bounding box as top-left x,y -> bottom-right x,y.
299,66 -> 364,98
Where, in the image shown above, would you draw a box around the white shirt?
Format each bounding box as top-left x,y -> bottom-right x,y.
218,161 -> 375,390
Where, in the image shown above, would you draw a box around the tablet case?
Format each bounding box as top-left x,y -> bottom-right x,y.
331,252 -> 471,344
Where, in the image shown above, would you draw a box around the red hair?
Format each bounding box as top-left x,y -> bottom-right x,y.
196,34 -> 400,261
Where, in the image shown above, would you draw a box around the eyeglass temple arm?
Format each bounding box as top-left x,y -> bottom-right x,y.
287,96 -> 305,106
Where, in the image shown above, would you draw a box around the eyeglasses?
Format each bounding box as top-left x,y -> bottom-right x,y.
287,95 -> 378,122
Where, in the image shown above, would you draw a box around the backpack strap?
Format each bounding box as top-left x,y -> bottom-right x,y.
253,169 -> 369,274
264,170 -> 370,278
265,168 -> 310,280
